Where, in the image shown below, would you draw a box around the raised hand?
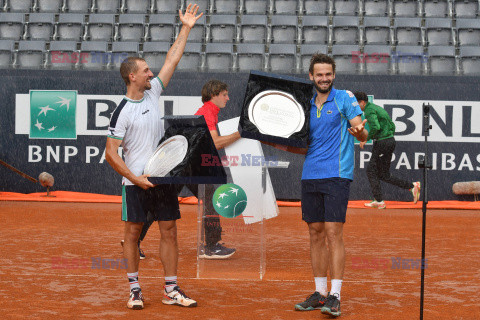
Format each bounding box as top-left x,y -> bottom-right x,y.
348,119 -> 367,140
179,4 -> 204,29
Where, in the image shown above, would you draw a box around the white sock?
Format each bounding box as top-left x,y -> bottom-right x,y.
314,277 -> 328,296
165,276 -> 177,293
330,279 -> 342,300
127,272 -> 140,291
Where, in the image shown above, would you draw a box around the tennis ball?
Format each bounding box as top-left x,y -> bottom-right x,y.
212,183 -> 247,218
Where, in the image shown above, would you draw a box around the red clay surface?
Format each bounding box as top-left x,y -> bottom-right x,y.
0,201 -> 479,320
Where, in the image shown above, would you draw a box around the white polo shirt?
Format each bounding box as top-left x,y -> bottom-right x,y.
108,77 -> 165,185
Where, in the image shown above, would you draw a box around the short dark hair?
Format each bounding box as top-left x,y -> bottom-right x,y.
120,57 -> 145,86
201,80 -> 228,103
309,53 -> 336,74
354,91 -> 368,102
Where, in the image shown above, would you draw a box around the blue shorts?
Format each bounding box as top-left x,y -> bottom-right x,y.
122,185 -> 180,223
301,178 -> 351,223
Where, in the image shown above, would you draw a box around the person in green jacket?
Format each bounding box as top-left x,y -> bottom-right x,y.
354,92 -> 421,209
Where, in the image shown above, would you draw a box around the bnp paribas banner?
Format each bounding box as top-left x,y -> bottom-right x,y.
12,91 -> 480,200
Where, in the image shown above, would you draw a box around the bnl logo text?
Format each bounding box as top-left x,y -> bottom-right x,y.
51,51 -> 128,64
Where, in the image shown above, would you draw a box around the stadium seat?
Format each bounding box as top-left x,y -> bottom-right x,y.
453,0 -> 479,19
427,45 -> 457,75
268,43 -> 296,73
84,13 -> 115,41
183,14 -> 205,43
122,0 -> 151,13
208,14 -> 237,43
243,0 -> 268,14
205,42 -> 234,71
363,0 -> 389,16
142,41 -> 170,70
154,0 -> 180,13
236,43 -> 265,71
302,0 -> 329,15
271,0 -> 299,14
54,13 -> 84,41
363,44 -> 392,74
299,43 -> 328,72
459,46 -> 480,75
212,0 -> 239,14
35,0 -> 63,12
146,14 -> 175,42
332,16 -> 361,45
456,18 -> 480,46
238,15 -> 268,43
111,41 -> 138,68
116,14 -> 146,42
16,40 -> 46,69
48,40 -> 78,69
6,0 -> 32,12
363,16 -> 392,45
0,13 -> 25,40
181,0 -> 209,14
393,17 -> 423,45
330,0 -> 360,16
25,13 -> 55,40
94,0 -> 121,13
425,18 -> 454,46
64,0 -> 93,13
175,42 -> 202,70
0,39 -> 14,68
392,0 -> 421,17
79,40 -> 109,69
331,44 -> 361,73
393,45 -> 425,74
423,0 -> 452,18
301,15 -> 329,44
270,15 -> 298,44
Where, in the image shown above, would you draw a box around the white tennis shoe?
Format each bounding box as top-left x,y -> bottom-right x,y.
162,286 -> 197,307
127,288 -> 144,310
411,181 -> 421,204
364,200 -> 386,209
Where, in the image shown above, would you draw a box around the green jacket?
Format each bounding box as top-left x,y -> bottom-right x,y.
364,102 -> 395,141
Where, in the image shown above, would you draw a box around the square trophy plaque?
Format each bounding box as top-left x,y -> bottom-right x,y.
146,115 -> 227,185
239,70 -> 313,148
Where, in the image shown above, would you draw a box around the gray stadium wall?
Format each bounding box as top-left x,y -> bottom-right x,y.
1,70 -> 479,201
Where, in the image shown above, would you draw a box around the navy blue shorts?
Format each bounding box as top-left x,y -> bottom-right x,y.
301,178 -> 351,223
122,185 -> 180,223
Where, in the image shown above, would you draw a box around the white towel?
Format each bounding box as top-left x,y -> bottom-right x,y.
217,117 -> 279,224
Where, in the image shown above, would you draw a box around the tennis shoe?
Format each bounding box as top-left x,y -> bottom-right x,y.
162,286 -> 197,307
321,293 -> 341,317
364,200 -> 386,209
411,181 -> 421,204
199,243 -> 236,259
294,291 -> 327,311
127,288 -> 144,310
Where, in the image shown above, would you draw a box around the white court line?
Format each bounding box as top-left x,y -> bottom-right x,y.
10,272 -> 418,284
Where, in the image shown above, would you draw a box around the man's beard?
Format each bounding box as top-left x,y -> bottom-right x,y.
312,80 -> 333,94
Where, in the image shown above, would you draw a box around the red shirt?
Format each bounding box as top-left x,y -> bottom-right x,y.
194,100 -> 220,131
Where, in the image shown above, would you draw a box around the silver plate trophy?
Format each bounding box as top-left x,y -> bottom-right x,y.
248,90 -> 305,138
144,135 -> 188,177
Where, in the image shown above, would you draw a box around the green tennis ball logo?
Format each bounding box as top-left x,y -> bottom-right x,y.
212,183 -> 247,218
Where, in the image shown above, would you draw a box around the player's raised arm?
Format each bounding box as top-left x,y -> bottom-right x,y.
158,4 -> 203,88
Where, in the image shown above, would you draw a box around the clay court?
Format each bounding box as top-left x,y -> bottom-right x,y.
1,197 -> 479,320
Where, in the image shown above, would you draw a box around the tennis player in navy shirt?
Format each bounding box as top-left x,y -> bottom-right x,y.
283,54 -> 368,317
